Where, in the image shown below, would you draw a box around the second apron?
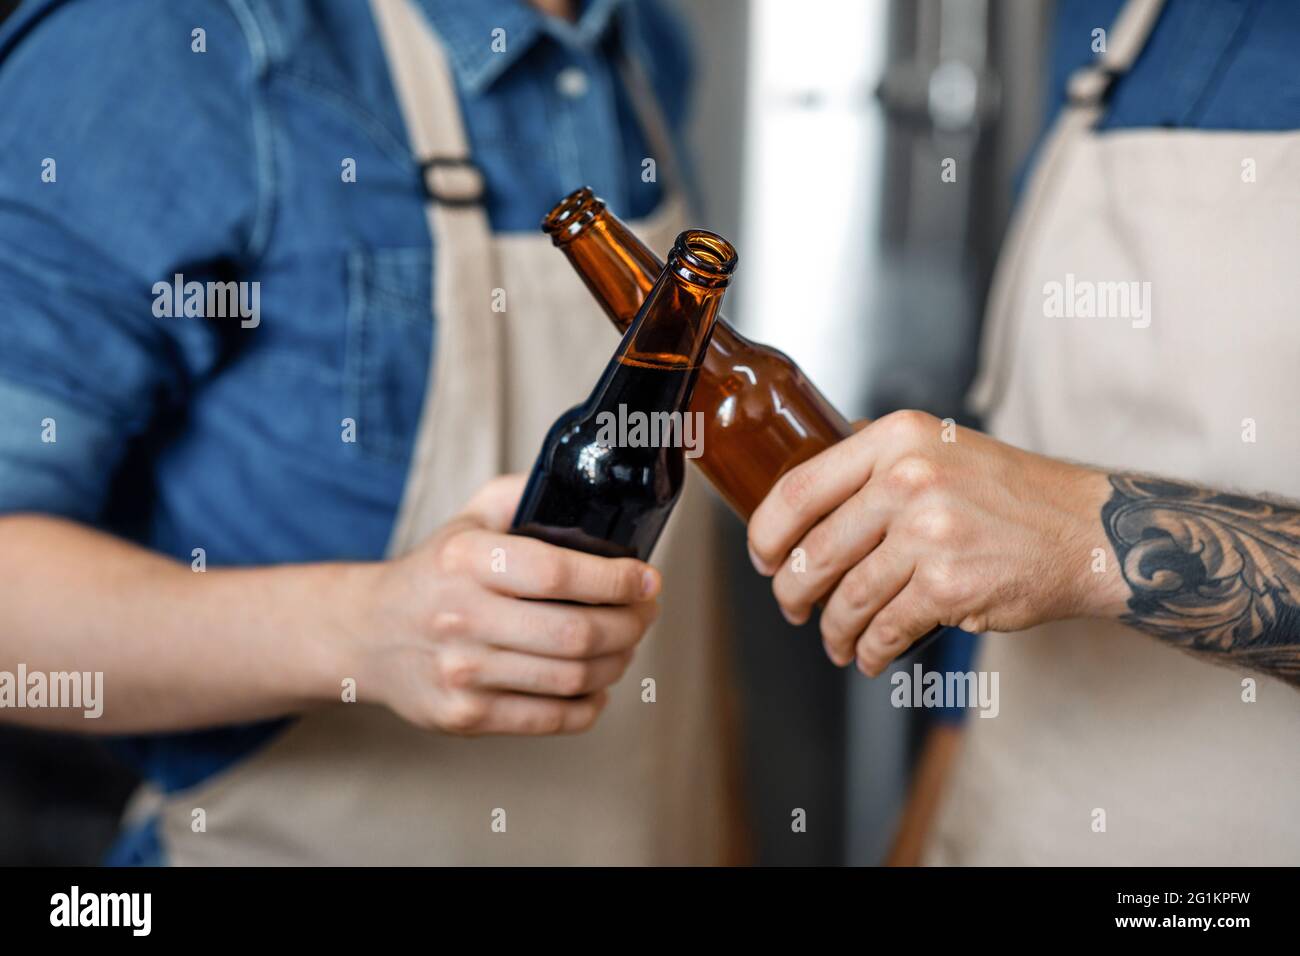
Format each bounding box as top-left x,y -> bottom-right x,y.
155,0 -> 739,865
926,0 -> 1300,865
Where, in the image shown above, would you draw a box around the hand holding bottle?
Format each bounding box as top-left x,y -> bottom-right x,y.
352,475 -> 662,735
746,411 -> 1122,675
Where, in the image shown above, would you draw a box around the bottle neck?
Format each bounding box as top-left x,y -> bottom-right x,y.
629,271 -> 721,357
591,236 -> 734,408
562,208 -> 751,354
559,212 -> 661,334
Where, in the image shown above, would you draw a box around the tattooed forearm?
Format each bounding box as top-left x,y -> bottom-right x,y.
1101,475 -> 1300,686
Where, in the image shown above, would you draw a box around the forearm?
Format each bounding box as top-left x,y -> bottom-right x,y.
0,514 -> 355,732
1094,474 -> 1300,687
748,411 -> 1300,684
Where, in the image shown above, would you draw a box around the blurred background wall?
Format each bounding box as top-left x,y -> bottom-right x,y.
0,0 -> 1054,865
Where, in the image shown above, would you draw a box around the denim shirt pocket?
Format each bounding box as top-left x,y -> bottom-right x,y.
344,246 -> 434,464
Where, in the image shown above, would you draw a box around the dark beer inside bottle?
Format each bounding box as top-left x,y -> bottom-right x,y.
512,230 -> 736,561
512,360 -> 694,560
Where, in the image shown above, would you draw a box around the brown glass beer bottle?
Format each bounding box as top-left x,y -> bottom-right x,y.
511,230 -> 738,561
542,187 -> 853,520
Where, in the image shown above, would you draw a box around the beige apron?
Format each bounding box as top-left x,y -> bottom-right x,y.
155,0 -> 737,865
926,0 -> 1300,865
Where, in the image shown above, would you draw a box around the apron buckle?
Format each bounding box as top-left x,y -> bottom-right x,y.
420,157 -> 486,207
1066,66 -> 1121,108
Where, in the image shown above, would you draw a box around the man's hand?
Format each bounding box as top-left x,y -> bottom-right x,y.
747,411 -> 1126,676
345,475 -> 661,735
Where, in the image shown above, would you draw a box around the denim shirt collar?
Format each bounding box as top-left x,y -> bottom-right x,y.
414,0 -> 632,96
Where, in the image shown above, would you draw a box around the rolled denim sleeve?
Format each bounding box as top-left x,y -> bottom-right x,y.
0,0 -> 263,520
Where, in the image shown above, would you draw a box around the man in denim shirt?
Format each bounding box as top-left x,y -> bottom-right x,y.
0,0 -> 739,865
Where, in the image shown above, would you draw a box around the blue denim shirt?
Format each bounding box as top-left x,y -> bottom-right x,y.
0,0 -> 689,803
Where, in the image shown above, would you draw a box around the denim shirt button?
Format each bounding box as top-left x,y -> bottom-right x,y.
555,65 -> 589,99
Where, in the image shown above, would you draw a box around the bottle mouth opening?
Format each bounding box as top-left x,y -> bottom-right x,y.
541,186 -> 605,245
669,230 -> 738,287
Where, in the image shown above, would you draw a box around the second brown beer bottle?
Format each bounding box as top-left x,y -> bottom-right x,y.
542,187 -> 854,520
511,229 -> 738,561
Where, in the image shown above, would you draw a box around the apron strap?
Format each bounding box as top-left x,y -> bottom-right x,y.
968,0 -> 1165,417
376,0 -> 685,211
370,0 -> 487,204
1065,0 -> 1167,122
370,0 -> 505,551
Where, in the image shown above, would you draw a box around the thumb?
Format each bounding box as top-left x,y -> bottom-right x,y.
461,473 -> 529,532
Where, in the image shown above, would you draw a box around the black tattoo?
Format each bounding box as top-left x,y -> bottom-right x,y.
1102,474 -> 1300,686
